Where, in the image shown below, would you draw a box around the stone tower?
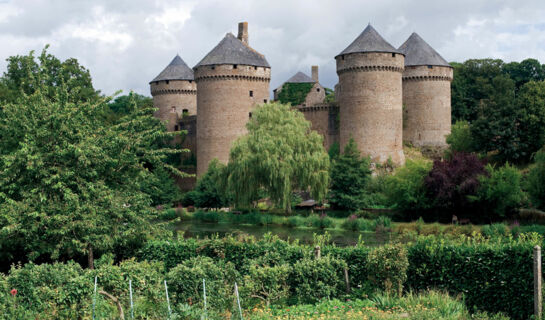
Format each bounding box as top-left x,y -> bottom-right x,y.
398,32 -> 453,148
335,24 -> 405,165
194,22 -> 271,176
150,55 -> 197,132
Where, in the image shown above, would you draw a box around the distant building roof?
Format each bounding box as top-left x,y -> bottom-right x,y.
194,33 -> 270,68
151,55 -> 194,83
398,32 -> 451,67
285,71 -> 315,83
337,24 -> 401,57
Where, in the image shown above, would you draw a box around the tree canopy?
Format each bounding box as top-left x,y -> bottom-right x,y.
0,48 -> 186,268
222,102 -> 329,212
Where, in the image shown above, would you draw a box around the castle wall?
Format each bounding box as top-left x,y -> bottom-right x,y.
150,80 -> 197,131
336,52 -> 405,165
402,65 -> 453,147
298,103 -> 339,151
195,64 -> 271,176
302,83 -> 326,107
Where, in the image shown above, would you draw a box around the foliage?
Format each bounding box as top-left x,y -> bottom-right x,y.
185,159 -> 230,209
276,82 -> 314,106
445,120 -> 474,156
516,80 -> 545,160
329,138 -> 372,211
472,163 -> 525,220
367,244 -> 409,296
0,49 -> 186,267
424,153 -> 486,220
107,92 -> 153,120
328,141 -> 340,159
0,46 -> 99,104
290,256 -> 347,303
167,256 -> 239,312
406,234 -> 542,319
324,87 -> 335,103
223,103 -> 329,212
242,263 -> 291,307
527,149 -> 545,210
384,159 -> 432,214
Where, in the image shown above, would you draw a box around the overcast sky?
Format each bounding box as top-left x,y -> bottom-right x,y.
1,0 -> 545,97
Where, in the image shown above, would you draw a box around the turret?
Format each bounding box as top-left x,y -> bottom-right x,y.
194,22 -> 271,176
150,55 -> 197,132
398,32 -> 453,148
335,24 -> 405,165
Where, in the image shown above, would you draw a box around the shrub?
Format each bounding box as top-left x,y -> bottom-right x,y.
190,159 -> 231,209
193,210 -> 221,223
287,216 -> 304,228
159,208 -> 179,220
290,256 -> 347,303
481,223 -> 510,238
473,163 -> 525,221
166,256 -> 239,312
385,159 -> 432,214
241,263 -> 291,307
527,149 -> 545,210
374,216 -> 392,232
425,152 -> 486,221
445,120 -> 474,157
367,244 -> 409,296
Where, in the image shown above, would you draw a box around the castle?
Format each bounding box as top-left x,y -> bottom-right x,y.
149,22 -> 453,187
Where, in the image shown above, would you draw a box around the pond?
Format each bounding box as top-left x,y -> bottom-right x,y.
173,220 -> 396,247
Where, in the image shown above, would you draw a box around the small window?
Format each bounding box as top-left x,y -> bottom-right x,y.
392,53 -> 396,58
317,88 -> 320,92
174,125 -> 179,131
264,99 -> 267,103
171,106 -> 176,112
211,66 -> 215,70
254,66 -> 258,70
249,112 -> 252,118
427,65 -> 433,69
166,80 -> 170,84
183,109 -> 188,113
249,90 -> 253,97
189,80 -> 192,83
341,55 -> 345,60
233,64 -> 237,69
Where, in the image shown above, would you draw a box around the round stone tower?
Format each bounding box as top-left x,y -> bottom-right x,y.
150,55 -> 196,132
194,22 -> 271,176
399,32 -> 453,148
335,24 -> 405,165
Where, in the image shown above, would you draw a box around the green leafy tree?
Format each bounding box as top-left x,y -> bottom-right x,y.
502,59 -> 545,89
328,138 -> 371,211
0,46 -> 99,104
516,81 -> 545,158
106,92 -> 153,123
385,159 -> 432,214
527,150 -> 545,210
185,159 -> 230,209
445,120 -> 474,157
0,50 -> 187,268
223,102 -> 329,212
473,164 -> 525,220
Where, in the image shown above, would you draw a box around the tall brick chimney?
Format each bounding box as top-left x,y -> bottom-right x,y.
238,22 -> 249,45
311,65 -> 319,82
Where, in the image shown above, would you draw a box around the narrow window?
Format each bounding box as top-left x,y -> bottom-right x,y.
249,112 -> 252,118
174,125 -> 179,131
392,53 -> 396,58
211,66 -> 215,70
233,64 -> 237,69
317,88 -> 320,92
189,80 -> 192,83
166,80 -> 170,84
249,90 -> 253,97
341,55 -> 345,60
427,65 -> 433,69
254,66 -> 258,70
171,106 -> 176,112
264,99 -> 267,103
183,109 -> 188,113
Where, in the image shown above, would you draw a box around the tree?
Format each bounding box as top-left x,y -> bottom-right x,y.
503,59 -> 545,89
516,81 -> 545,158
0,49 -> 186,268
0,46 -> 99,104
222,102 -> 329,212
384,159 -> 432,215
445,120 -> 474,157
106,92 -> 153,123
527,150 -> 545,210
328,138 -> 371,211
185,159 -> 230,209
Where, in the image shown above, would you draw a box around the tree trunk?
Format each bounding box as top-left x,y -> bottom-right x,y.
88,243 -> 94,270
99,290 -> 125,320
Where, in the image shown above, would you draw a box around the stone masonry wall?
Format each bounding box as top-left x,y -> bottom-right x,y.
151,80 -> 197,131
402,65 -> 453,147
302,82 -> 326,107
195,64 -> 271,176
336,52 -> 405,165
298,103 -> 339,151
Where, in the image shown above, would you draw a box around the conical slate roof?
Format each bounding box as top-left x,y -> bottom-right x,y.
195,33 -> 270,68
285,71 -> 315,83
151,55 -> 194,83
398,33 -> 451,67
337,24 -> 401,57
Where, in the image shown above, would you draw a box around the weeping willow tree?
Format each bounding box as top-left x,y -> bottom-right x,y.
223,102 -> 329,212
